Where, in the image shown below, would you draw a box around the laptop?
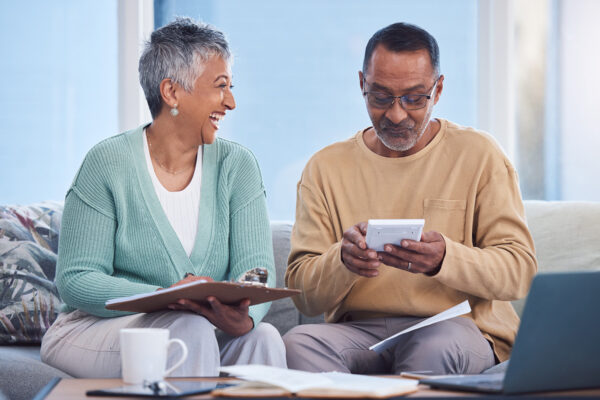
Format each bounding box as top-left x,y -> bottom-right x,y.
421,270 -> 600,394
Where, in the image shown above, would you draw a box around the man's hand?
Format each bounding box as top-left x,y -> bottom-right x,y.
377,231 -> 446,275
341,222 -> 381,277
168,297 -> 254,337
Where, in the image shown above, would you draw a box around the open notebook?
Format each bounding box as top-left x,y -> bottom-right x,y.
216,365 -> 419,398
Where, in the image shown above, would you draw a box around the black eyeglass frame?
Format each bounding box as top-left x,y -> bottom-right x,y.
362,76 -> 440,110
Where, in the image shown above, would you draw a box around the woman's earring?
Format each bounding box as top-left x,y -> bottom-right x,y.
170,104 -> 179,117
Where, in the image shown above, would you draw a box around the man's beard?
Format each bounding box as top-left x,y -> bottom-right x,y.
375,121 -> 421,151
374,108 -> 433,152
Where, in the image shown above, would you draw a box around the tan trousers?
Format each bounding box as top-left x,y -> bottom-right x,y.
283,316 -> 495,374
41,310 -> 286,378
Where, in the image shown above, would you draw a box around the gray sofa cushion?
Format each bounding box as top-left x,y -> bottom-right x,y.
262,222 -> 324,332
0,345 -> 70,400
524,201 -> 600,272
262,222 -> 302,334
512,201 -> 600,315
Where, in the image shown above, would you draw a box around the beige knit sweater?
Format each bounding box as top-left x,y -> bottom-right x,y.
285,119 -> 537,362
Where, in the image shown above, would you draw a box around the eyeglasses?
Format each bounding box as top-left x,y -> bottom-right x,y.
362,77 -> 440,110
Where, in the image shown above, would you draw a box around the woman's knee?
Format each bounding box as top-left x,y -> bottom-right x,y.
145,311 -> 219,356
144,311 -> 215,337
246,322 -> 284,349
151,312 -> 221,376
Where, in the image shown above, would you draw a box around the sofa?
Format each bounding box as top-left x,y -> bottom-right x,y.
1,200 -> 599,400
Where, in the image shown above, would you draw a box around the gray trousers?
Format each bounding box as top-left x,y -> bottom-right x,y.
283,316 -> 495,374
41,310 -> 286,378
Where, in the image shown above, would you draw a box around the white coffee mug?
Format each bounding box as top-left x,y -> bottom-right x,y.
120,328 -> 188,384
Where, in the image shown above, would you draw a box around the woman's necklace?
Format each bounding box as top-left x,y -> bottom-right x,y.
147,133 -> 194,175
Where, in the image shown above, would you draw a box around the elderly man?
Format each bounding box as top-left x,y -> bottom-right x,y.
283,22 -> 537,375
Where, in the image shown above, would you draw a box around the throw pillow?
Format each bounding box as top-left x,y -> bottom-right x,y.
0,202 -> 63,344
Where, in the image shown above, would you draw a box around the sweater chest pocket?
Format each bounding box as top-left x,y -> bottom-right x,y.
423,199 -> 467,243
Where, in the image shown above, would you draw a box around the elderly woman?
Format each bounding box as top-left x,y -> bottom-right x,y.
40,18 -> 285,377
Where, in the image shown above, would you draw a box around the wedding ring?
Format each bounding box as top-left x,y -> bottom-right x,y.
407,262 -> 412,271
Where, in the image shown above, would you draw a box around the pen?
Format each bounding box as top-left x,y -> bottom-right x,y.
399,370 -> 435,380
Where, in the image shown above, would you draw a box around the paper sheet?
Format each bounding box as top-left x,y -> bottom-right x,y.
221,365 -> 331,393
369,300 -> 471,353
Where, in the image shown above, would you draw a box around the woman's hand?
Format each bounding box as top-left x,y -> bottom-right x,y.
168,297 -> 254,337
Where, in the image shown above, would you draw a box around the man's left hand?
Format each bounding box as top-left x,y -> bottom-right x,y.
377,231 -> 446,275
168,297 -> 254,337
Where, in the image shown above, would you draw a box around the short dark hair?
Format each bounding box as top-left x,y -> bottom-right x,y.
362,22 -> 440,76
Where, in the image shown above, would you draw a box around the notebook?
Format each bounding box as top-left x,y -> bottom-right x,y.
421,270 -> 600,394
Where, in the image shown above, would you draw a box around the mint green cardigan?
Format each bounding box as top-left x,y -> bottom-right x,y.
56,125 -> 275,325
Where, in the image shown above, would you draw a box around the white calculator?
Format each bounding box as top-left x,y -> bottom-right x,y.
365,219 -> 425,251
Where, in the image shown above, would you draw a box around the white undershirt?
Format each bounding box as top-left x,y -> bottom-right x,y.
143,130 -> 202,257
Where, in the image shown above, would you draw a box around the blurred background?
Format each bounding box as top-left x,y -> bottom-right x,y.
1,0 -> 598,221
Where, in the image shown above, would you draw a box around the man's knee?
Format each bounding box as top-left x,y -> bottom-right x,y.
283,324 -> 322,354
395,317 -> 493,374
414,317 -> 488,354
283,324 -> 328,370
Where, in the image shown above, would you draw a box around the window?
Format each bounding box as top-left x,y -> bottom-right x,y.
554,0 -> 600,201
4,1 -> 598,214
0,1 -> 118,204
154,0 -> 479,220
514,0 -> 600,201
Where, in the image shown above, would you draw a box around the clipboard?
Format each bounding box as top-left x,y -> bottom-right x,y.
105,281 -> 301,313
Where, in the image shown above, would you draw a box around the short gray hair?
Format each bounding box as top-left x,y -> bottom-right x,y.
139,17 -> 231,118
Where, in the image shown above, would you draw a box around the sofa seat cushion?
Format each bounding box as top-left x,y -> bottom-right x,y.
0,345 -> 71,400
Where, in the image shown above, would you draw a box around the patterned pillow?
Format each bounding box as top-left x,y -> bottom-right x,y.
0,202 -> 63,344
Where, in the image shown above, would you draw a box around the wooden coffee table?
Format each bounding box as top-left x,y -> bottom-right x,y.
36,376 -> 600,399
35,376 -> 464,399
37,377 -> 235,400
